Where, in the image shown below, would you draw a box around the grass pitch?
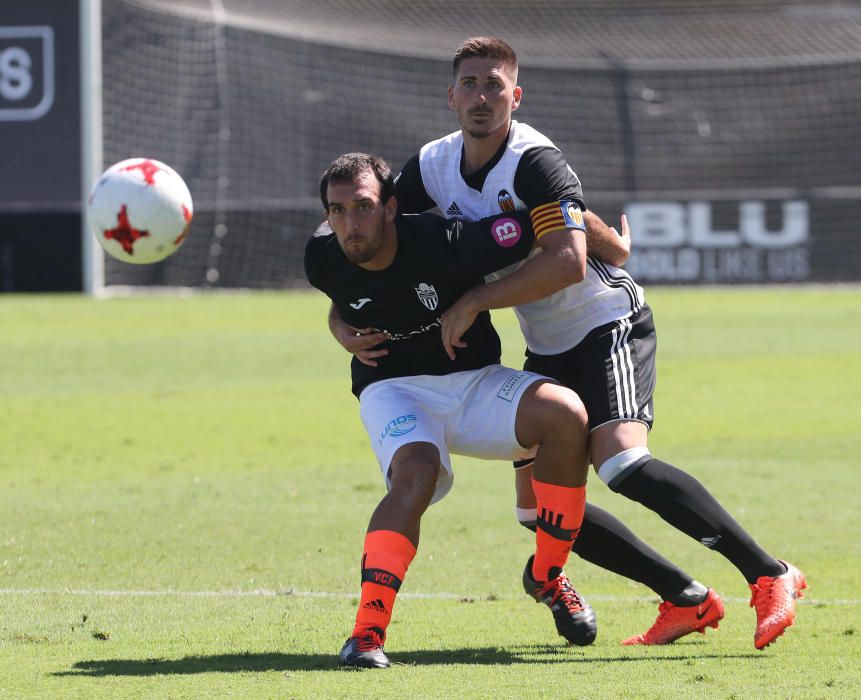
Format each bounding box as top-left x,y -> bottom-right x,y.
1,287 -> 859,698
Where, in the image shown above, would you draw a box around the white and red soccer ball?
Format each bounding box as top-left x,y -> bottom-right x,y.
87,157 -> 193,264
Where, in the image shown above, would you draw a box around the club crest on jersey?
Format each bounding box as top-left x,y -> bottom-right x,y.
415,282 -> 439,311
498,190 -> 515,212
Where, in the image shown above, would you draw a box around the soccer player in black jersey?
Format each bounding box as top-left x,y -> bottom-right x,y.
306,152 -> 597,668
331,38 -> 805,650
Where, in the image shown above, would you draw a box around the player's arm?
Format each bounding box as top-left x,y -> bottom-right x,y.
585,210 -> 631,267
440,201 -> 587,360
327,303 -> 389,368
516,145 -> 628,266
393,154 -> 437,214
459,204 -> 586,304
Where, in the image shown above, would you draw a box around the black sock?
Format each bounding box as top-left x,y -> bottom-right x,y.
612,458 -> 785,583
571,502 -> 696,601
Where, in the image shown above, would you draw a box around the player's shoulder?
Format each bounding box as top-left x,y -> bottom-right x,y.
419,129 -> 463,159
312,220 -> 333,238
304,221 -> 340,272
306,220 -> 335,250
397,211 -> 447,236
508,120 -> 559,154
389,213 -> 452,262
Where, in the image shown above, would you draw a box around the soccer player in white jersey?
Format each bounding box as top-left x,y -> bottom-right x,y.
332,37 -> 806,650
307,152 -> 596,668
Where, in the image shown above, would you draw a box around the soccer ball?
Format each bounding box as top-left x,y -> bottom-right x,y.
87,157 -> 193,264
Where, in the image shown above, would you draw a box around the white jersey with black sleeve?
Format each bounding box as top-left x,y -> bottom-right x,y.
399,120 -> 644,355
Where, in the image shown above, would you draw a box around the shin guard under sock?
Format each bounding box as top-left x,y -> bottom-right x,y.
531,479 -> 585,581
353,530 -> 416,637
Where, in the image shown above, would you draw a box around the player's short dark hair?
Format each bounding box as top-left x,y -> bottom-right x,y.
319,152 -> 394,210
452,36 -> 518,78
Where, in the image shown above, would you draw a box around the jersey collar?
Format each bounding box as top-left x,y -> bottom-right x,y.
459,123 -> 512,192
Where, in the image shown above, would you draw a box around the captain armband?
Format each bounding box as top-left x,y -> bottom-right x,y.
529,200 -> 587,240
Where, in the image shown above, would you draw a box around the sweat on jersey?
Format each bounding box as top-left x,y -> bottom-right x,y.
395,120 -> 645,356
304,209 -> 537,398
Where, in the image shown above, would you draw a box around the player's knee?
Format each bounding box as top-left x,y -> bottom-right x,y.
563,387 -> 588,426
596,446 -> 652,491
542,385 -> 588,440
388,454 -> 441,506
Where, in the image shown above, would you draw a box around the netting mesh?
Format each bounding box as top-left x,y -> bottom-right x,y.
99,0 -> 861,287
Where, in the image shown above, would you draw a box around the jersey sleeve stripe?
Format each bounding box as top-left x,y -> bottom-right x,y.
530,201 -> 585,239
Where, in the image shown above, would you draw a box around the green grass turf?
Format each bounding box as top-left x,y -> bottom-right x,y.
1,287 -> 859,698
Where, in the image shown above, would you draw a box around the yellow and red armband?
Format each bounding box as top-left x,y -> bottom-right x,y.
529,200 -> 587,239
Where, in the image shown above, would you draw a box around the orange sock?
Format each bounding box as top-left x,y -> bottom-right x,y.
531,479 -> 586,581
352,530 -> 417,638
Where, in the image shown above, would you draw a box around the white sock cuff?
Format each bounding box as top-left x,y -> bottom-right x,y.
597,446 -> 652,487
515,506 -> 537,524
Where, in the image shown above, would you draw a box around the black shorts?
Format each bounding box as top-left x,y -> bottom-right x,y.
523,304 -> 657,431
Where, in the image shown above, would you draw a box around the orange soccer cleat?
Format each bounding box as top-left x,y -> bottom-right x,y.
749,560 -> 807,650
621,588 -> 725,645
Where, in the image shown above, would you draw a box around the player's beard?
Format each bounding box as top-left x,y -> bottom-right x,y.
463,109 -> 508,140
342,234 -> 382,265
465,125 -> 492,139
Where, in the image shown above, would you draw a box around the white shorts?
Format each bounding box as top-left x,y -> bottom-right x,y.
358,365 -> 546,505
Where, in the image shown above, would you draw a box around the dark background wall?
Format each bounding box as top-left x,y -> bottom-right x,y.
2,1 -> 860,290
0,1 -> 81,291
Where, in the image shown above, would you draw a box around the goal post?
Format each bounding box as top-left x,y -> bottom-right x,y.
81,0 -> 104,296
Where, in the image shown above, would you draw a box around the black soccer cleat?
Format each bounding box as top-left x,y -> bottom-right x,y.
523,554 -> 597,646
338,626 -> 391,669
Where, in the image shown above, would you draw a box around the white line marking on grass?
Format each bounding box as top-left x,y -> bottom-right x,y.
0,588 -> 856,605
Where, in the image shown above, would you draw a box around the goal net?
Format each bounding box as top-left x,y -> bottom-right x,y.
93,0 -> 861,290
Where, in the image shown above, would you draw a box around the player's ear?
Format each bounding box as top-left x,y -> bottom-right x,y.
512,86 -> 522,111
384,196 -> 397,222
447,84 -> 455,110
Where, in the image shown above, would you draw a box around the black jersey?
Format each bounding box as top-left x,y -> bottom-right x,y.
305,210 -> 536,397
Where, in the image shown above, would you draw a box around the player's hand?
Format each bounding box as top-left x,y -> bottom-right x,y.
332,319 -> 389,367
608,214 -> 631,263
440,295 -> 478,360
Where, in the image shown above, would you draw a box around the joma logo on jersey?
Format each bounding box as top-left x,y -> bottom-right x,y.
379,414 -> 417,444
415,283 -> 439,310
